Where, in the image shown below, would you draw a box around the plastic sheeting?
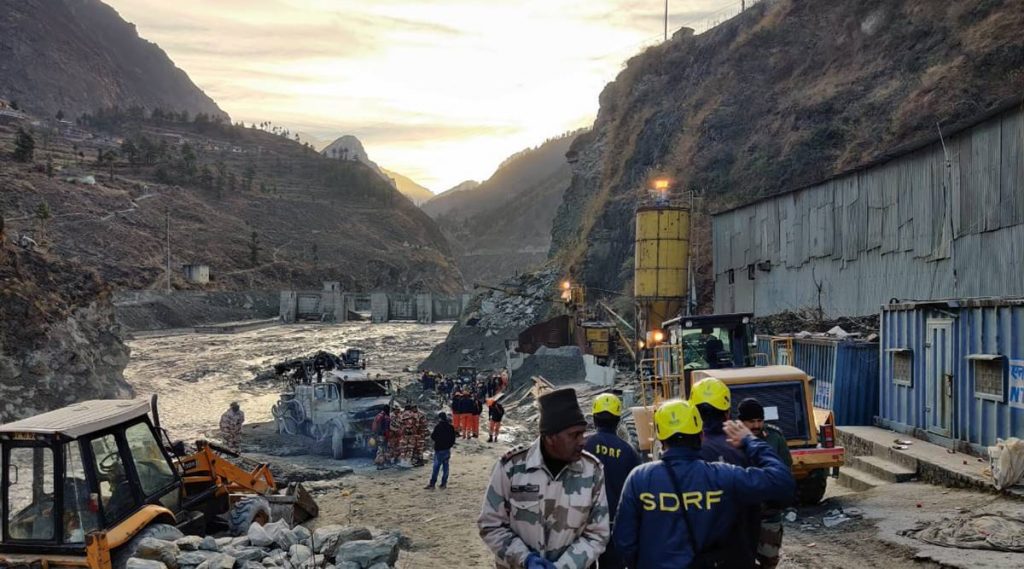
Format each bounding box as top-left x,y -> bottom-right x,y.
902,514 -> 1024,552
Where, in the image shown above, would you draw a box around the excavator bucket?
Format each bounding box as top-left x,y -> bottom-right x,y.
265,482 -> 319,526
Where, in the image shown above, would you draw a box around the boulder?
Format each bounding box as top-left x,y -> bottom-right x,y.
176,550 -> 222,567
333,535 -> 399,568
215,537 -> 233,548
288,544 -> 312,566
230,536 -> 252,548
175,536 -> 204,552
366,565 -> 390,569
242,563 -> 266,569
264,520 -> 295,550
224,547 -> 266,563
335,563 -> 360,569
312,526 -> 372,555
136,538 -> 181,569
194,553 -> 236,569
289,525 -> 311,544
127,559 -> 168,569
198,536 -> 220,552
248,523 -> 274,548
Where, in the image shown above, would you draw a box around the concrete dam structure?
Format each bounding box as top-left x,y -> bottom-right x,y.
279,282 -> 471,324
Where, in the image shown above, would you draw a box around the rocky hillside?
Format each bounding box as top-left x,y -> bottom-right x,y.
381,168 -> 434,205
0,112 -> 463,293
0,0 -> 226,121
551,0 -> 1024,303
422,132 -> 580,286
0,238 -> 132,422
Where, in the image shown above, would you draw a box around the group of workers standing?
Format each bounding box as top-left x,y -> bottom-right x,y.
477,379 -> 795,569
371,403 -> 431,468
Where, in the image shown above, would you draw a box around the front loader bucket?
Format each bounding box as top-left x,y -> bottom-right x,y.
267,482 -> 319,526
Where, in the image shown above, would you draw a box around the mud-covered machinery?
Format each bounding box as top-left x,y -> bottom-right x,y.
273,371 -> 393,459
0,398 -> 317,569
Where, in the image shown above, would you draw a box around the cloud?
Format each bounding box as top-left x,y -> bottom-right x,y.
104,0 -> 745,189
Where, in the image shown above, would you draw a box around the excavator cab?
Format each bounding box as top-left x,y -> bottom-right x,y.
0,400 -> 185,568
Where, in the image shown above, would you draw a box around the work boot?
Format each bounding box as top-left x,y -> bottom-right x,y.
423,484 -> 435,490
439,484 -> 447,489
487,435 -> 493,442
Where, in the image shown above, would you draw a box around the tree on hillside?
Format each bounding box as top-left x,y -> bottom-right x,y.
55,110 -> 64,122
179,143 -> 197,179
242,164 -> 256,192
227,171 -> 237,193
35,201 -> 51,243
121,139 -> 139,165
13,128 -> 35,162
199,165 -> 214,191
97,150 -> 117,181
249,230 -> 260,268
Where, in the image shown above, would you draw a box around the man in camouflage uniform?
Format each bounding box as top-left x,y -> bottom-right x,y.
739,398 -> 794,569
478,388 -> 609,569
219,402 -> 245,452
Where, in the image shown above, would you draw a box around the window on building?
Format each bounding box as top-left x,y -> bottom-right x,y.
969,355 -> 1006,402
891,350 -> 913,387
727,269 -> 735,284
747,264 -> 756,280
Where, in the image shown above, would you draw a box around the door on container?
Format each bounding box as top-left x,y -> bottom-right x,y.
925,319 -> 954,437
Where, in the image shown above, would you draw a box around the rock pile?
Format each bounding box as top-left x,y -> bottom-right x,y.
420,269 -> 559,373
127,522 -> 402,569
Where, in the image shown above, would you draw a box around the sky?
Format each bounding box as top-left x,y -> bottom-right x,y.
105,0 -> 743,191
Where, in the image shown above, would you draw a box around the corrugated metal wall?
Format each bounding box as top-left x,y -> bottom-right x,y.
755,336 -> 879,425
713,104 -> 1024,316
879,300 -> 1024,449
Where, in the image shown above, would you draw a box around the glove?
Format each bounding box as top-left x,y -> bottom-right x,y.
525,553 -> 556,569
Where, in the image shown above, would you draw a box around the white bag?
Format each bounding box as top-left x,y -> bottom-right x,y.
989,437 -> 1024,490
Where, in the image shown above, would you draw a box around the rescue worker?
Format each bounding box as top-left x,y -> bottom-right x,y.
701,328 -> 726,368
412,404 -> 430,466
613,400 -> 795,568
470,395 -> 483,439
487,398 -> 505,443
499,368 -> 510,392
425,412 -> 457,489
691,377 -> 759,564
583,394 -> 641,569
219,402 -> 245,452
478,388 -> 610,569
452,391 -> 467,438
387,405 -> 404,465
738,398 -> 793,569
372,407 -> 392,469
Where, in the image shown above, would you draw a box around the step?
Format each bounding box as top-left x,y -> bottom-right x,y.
836,467 -> 889,492
836,427 -> 920,472
849,455 -> 917,483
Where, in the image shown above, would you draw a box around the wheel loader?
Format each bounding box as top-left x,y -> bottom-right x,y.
0,397 -> 317,569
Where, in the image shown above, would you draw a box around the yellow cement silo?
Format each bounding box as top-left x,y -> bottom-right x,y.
634,205 -> 690,333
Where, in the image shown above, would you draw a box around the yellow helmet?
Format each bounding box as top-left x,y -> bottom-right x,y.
689,378 -> 731,411
654,399 -> 703,439
592,394 -> 623,417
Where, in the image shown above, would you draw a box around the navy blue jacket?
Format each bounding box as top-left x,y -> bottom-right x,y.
584,427 -> 641,521
613,437 -> 794,569
700,421 -> 749,466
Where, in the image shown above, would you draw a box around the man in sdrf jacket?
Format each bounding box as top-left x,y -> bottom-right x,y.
612,399 -> 794,569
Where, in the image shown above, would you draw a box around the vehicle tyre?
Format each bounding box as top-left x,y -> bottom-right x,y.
112,522 -> 184,569
228,496 -> 272,536
331,426 -> 346,460
796,471 -> 828,505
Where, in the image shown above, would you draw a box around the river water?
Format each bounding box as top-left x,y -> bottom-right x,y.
124,323 -> 452,442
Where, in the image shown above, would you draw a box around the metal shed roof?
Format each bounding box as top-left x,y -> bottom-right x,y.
0,400 -> 151,438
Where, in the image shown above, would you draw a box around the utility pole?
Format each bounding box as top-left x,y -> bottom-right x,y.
664,0 -> 669,41
165,206 -> 172,292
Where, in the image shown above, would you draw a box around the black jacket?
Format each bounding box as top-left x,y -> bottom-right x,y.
488,402 -> 505,422
431,420 -> 457,451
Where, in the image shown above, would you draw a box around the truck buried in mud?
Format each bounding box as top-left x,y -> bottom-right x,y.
272,370 -> 392,459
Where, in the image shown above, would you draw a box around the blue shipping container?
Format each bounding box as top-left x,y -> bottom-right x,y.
879,298 -> 1024,451
755,336 -> 879,426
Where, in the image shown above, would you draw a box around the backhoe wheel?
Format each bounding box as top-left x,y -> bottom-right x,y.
229,496 -> 272,536
796,471 -> 828,505
112,523 -> 184,569
331,426 -> 346,460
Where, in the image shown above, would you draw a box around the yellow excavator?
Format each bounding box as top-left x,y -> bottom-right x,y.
0,397 -> 317,569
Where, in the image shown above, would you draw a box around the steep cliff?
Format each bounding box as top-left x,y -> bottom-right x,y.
0,241 -> 132,422
0,0 -> 226,121
551,0 -> 1024,302
423,133 -> 579,286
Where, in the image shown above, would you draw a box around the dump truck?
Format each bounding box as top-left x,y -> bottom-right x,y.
272,370 -> 393,459
0,398 -> 316,569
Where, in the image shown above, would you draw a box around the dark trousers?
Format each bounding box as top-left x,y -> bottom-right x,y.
597,542 -> 625,569
429,448 -> 451,487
